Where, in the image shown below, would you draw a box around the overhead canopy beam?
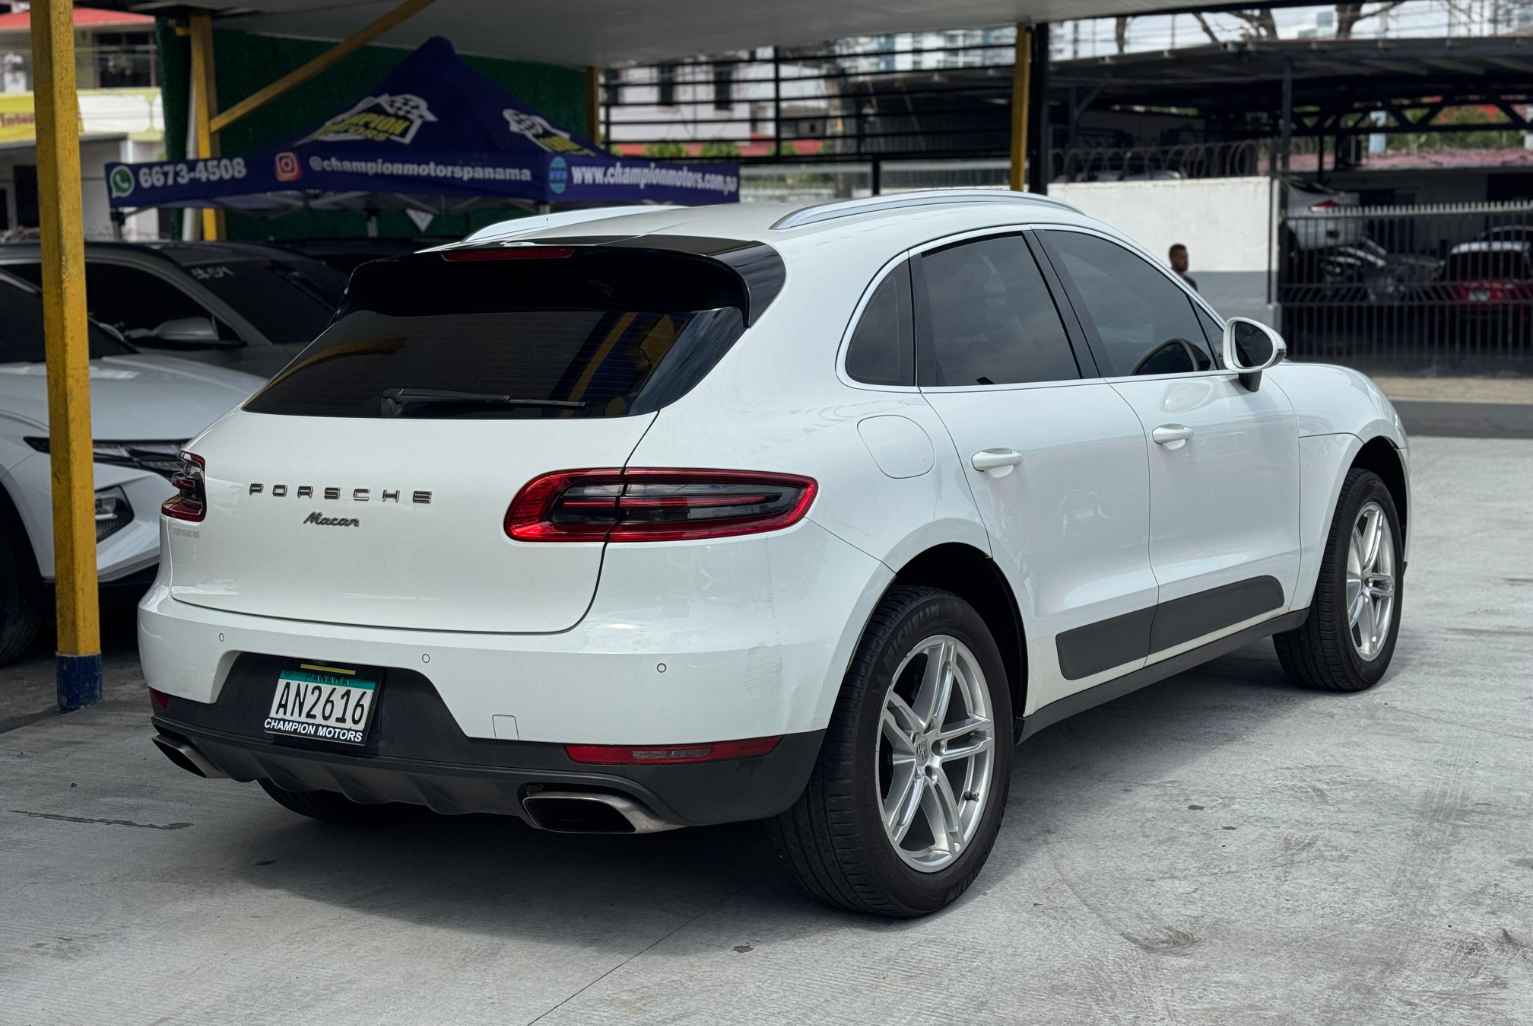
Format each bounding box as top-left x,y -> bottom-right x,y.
208,0 -> 440,135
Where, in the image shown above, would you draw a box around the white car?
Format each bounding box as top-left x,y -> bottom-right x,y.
0,271 -> 264,662
1283,176 -> 1365,251
140,192 -> 1410,917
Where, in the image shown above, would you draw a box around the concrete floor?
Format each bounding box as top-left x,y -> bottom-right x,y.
2,435 -> 1531,1026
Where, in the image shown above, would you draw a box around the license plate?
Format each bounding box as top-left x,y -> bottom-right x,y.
265,666 -> 377,745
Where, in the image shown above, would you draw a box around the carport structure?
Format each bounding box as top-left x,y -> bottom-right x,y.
28,0 -> 1231,709
1050,34 -> 1533,175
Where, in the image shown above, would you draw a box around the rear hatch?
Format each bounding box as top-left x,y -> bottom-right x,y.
167,244 -> 759,633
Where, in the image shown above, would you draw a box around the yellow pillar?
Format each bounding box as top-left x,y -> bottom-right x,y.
31,0 -> 102,709
1010,22 -> 1032,193
189,11 -> 224,241
585,66 -> 601,143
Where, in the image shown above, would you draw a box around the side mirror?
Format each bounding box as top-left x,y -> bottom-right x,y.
1221,317 -> 1286,391
137,317 -> 242,349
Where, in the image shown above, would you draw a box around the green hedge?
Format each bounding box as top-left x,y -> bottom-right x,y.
156,20 -> 587,240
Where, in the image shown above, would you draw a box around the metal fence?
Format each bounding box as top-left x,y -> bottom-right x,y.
739,158 -> 1011,203
601,32 -> 1018,163
1280,201 -> 1533,373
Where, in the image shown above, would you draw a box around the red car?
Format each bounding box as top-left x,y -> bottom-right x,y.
1434,240 -> 1533,347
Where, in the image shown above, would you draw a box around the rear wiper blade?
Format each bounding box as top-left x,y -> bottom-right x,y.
380,387 -> 587,416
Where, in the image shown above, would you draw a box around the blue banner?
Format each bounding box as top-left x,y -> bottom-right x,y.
106,37 -> 738,210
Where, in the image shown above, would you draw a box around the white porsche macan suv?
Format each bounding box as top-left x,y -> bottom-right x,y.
141,192 -> 1410,916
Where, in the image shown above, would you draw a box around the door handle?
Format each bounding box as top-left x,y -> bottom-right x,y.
1152,424 -> 1194,449
971,448 -> 1024,478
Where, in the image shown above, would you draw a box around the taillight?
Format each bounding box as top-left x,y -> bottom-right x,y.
1309,199 -> 1340,211
161,451 -> 207,522
565,736 -> 781,765
506,468 -> 817,542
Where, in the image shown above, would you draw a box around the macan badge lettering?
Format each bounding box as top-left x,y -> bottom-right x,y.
304,512 -> 360,527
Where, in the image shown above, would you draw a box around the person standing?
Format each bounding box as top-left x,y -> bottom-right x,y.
1169,243 -> 1198,292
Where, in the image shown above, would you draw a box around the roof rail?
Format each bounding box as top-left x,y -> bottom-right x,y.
771,189 -> 1077,231
453,205 -> 682,245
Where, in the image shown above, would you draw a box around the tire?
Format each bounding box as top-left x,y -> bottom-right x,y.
0,529 -> 43,666
771,586 -> 1013,917
257,779 -> 419,826
1275,468 -> 1403,691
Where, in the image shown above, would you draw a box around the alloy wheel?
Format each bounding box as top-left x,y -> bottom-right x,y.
1346,500 -> 1396,661
877,635 -> 996,872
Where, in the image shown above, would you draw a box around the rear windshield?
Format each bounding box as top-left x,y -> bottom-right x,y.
244,249 -> 749,419
1444,251 -> 1532,281
183,258 -> 348,346
0,282 -> 130,363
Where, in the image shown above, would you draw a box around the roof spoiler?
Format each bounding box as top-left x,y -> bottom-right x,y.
437,206 -> 684,249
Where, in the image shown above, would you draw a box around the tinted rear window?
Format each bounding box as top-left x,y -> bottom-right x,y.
244,249 -> 750,419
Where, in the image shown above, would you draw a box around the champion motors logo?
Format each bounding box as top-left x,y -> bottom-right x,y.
302,92 -> 437,145
109,165 -> 135,198
548,155 -> 569,195
274,151 -> 301,182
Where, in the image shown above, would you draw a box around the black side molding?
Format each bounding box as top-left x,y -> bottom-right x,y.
1018,607 -> 1309,743
1054,606 -> 1155,681
1150,576 -> 1286,654
1055,575 -> 1285,681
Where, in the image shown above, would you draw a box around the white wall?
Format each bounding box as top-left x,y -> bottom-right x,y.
1050,176 -> 1279,326
1,135 -> 159,240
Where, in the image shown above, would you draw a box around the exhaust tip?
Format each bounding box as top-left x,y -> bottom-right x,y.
522,791 -> 680,834
152,734 -> 228,779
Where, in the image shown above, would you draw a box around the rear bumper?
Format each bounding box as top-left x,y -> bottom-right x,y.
139,518 -> 892,745
151,656 -> 823,826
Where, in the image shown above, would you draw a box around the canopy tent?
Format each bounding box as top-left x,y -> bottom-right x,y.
104,36 -> 739,219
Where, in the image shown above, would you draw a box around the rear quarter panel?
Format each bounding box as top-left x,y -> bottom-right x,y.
626,240 -> 990,728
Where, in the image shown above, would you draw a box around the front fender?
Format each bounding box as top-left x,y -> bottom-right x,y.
1267,362 -> 1408,448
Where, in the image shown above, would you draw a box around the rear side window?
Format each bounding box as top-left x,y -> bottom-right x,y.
845,261 -> 913,386
244,249 -> 750,419
5,261 -> 229,342
0,281 -> 129,363
1045,231 -> 1213,376
917,234 -> 1080,387
183,258 -> 347,346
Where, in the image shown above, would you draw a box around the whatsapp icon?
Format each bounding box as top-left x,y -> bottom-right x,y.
109,165 -> 136,198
